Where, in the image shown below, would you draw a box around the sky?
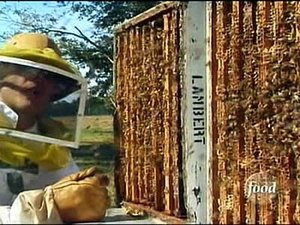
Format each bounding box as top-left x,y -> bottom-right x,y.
0,1 -> 95,85
0,1 -> 93,46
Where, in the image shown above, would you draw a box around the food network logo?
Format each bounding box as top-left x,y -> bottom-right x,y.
244,172 -> 277,202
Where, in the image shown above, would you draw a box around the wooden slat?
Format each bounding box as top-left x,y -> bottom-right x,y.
210,1 -> 220,223
122,202 -> 187,224
237,2 -> 246,223
169,8 -> 183,217
114,34 -> 126,203
114,1 -> 182,33
129,27 -> 139,202
123,31 -> 132,202
241,2 -> 257,224
258,2 -> 275,224
215,2 -> 232,224
139,26 -> 148,204
222,3 -> 232,224
141,25 -> 150,204
163,12 -> 173,214
135,26 -> 144,204
291,2 -> 300,222
149,25 -> 164,211
230,2 -> 245,224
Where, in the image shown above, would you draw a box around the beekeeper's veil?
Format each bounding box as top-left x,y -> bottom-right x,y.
0,33 -> 87,170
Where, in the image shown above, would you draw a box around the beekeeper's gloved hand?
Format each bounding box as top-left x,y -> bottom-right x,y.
50,166 -> 110,223
9,167 -> 110,224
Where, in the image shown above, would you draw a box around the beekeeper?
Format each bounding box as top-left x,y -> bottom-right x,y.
0,33 -> 110,223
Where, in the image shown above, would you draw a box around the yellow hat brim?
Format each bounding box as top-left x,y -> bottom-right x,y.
0,47 -> 78,74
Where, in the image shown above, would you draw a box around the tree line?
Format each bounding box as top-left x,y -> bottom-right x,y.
0,1 -> 161,115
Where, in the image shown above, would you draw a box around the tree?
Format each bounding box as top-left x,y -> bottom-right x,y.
0,1 -> 161,114
63,1 -> 162,32
56,1 -> 161,97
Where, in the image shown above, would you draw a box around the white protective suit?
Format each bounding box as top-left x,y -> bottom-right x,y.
0,101 -> 79,223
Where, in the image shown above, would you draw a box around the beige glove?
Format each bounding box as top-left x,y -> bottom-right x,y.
7,167 -> 110,224
9,189 -> 62,224
50,166 -> 111,223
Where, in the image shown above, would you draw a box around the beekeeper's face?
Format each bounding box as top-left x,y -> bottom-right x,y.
0,66 -> 60,116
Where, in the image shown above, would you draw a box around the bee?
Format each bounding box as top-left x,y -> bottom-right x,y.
121,204 -> 147,217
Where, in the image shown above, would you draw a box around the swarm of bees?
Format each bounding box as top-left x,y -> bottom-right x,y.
215,1 -> 300,224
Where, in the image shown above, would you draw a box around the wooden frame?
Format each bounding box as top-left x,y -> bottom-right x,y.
114,1 -> 182,34
113,1 -> 213,224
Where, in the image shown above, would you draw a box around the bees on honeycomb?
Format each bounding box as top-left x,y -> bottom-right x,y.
215,1 -> 300,224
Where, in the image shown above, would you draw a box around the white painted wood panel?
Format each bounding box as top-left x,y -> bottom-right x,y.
181,1 -> 211,224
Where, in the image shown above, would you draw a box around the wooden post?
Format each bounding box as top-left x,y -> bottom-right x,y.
181,1 -> 209,223
114,34 -> 126,204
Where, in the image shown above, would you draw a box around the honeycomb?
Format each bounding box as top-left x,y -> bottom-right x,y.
114,4 -> 186,217
214,1 -> 300,224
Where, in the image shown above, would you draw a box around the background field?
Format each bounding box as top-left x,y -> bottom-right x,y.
80,115 -> 114,144
57,115 -> 117,206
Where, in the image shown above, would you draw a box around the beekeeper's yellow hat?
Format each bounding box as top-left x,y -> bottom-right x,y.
0,33 -> 81,100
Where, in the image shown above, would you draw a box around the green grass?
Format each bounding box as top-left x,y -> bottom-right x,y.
55,115 -> 114,144
80,115 -> 114,144
81,128 -> 113,144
